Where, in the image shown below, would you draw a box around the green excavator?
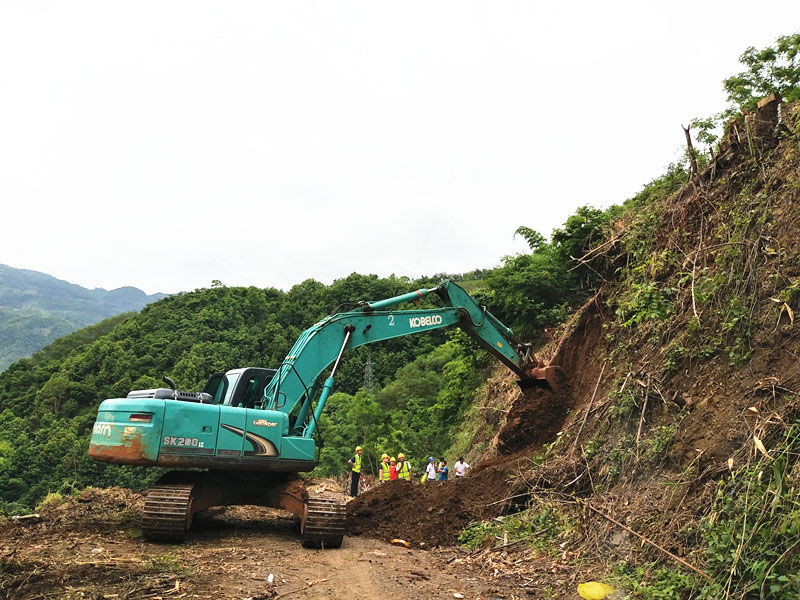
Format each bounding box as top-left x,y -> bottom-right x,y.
89,281 -> 561,547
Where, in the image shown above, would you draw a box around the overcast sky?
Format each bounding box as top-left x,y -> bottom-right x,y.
1,3 -> 798,295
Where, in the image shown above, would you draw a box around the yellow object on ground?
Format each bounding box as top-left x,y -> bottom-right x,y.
391,538 -> 411,548
577,582 -> 615,600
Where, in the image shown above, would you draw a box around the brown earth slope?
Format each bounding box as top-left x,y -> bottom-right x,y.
350,96 -> 800,594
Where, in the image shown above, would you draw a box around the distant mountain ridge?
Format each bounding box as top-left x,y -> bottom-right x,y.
0,264 -> 166,370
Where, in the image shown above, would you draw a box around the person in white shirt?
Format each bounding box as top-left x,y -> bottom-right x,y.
425,456 -> 437,481
454,457 -> 470,477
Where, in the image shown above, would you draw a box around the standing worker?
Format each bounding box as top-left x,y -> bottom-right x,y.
454,457 -> 470,478
396,453 -> 411,481
425,456 -> 437,482
438,459 -> 449,482
389,457 -> 398,480
346,445 -> 363,497
379,453 -> 391,483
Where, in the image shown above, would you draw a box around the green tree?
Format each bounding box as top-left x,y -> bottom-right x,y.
36,373 -> 71,415
514,226 -> 546,251
723,32 -> 800,111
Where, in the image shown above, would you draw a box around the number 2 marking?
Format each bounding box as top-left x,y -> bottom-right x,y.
388,315 -> 395,326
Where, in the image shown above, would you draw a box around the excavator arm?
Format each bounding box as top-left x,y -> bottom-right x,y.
261,281 -> 558,437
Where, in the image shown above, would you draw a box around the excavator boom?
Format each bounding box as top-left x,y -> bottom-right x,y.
264,281 -> 543,437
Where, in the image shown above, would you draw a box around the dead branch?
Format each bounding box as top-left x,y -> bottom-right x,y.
690,258 -> 700,324
577,499 -> 711,581
683,125 -> 699,177
635,376 -> 650,456
486,492 -> 531,507
570,231 -> 627,268
490,532 -> 537,551
572,361 -> 607,454
10,513 -> 41,523
475,406 -> 511,414
275,578 -> 329,600
683,240 -> 753,262
275,587 -> 306,599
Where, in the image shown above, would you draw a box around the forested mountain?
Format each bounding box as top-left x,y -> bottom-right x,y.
0,276 -> 453,512
0,264 -> 166,370
0,216 -> 605,515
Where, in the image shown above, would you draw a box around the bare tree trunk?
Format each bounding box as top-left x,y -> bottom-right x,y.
683,124 -> 698,177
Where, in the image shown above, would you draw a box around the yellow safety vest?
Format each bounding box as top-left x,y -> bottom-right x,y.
380,461 -> 391,481
352,454 -> 361,474
397,461 -> 410,480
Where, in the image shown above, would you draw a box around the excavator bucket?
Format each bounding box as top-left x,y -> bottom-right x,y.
518,365 -> 565,395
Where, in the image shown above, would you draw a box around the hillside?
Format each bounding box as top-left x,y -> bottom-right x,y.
0,264 -> 166,370
349,95 -> 800,598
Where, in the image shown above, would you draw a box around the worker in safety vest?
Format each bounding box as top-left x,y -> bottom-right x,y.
346,445 -> 363,497
396,453 -> 411,481
379,453 -> 391,483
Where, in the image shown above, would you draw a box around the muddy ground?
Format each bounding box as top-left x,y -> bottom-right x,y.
0,487 -> 582,600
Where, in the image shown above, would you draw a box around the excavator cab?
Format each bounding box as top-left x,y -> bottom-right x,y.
201,368 -> 277,408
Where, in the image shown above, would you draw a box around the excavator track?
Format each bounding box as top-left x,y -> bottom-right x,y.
141,483 -> 195,541
138,473 -> 347,547
301,494 -> 346,548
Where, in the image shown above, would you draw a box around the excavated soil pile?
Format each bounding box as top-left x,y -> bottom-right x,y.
347,461 -> 525,547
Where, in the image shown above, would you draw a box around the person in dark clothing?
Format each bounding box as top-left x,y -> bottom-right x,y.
347,445 -> 363,496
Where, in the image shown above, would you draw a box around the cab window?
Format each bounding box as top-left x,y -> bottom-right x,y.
203,373 -> 226,404
222,373 -> 240,406
241,375 -> 262,409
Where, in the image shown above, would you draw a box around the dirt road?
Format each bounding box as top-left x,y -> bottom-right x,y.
1,499 -> 532,600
